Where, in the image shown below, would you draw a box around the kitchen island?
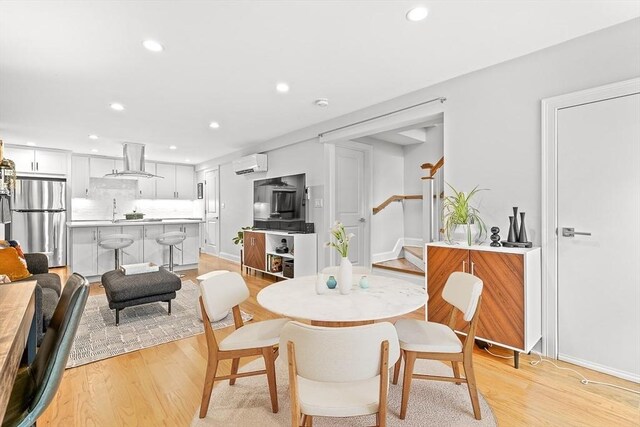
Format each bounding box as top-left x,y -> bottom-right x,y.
67,218 -> 203,279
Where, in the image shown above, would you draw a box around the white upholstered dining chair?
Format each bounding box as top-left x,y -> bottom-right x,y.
198,272 -> 290,418
280,321 -> 400,427
392,271 -> 484,420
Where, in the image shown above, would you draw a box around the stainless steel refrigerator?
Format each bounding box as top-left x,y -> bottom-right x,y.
8,177 -> 67,267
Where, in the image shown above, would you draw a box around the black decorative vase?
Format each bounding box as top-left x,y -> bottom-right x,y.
518,212 -> 528,243
512,207 -> 519,240
507,216 -> 516,242
490,226 -> 501,247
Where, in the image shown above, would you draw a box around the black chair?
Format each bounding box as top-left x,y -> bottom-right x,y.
2,273 -> 89,427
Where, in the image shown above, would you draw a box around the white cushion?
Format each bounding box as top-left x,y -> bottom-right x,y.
395,319 -> 462,353
298,375 -> 382,417
219,318 -> 290,351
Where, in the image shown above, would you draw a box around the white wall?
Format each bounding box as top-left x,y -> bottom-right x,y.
218,140 -> 326,267
403,125 -> 444,241
203,19 -> 640,253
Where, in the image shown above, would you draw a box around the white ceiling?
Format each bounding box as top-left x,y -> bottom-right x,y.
1,1 -> 638,164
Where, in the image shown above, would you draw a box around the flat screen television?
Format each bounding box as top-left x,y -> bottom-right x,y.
253,173 -> 306,231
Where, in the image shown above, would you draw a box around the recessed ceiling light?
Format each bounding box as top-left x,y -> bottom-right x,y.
185,158 -> 191,162
209,121 -> 220,129
89,134 -> 98,140
276,82 -> 290,93
110,103 -> 125,111
26,141 -> 36,146
169,145 -> 177,150
91,148 -> 98,153
142,39 -> 164,52
406,6 -> 429,22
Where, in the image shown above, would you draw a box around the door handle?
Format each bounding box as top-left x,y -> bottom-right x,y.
31,162 -> 34,171
462,260 -> 466,272
359,217 -> 366,223
93,230 -> 97,241
85,188 -> 89,197
471,261 -> 475,275
35,162 -> 39,171
562,227 -> 592,237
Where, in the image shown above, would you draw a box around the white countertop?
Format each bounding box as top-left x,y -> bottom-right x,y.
66,219 -> 204,227
257,274 -> 426,322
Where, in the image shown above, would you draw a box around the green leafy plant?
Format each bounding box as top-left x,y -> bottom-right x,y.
232,226 -> 253,246
325,221 -> 355,258
442,184 -> 488,245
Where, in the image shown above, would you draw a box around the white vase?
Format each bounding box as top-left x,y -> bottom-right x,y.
315,273 -> 327,295
450,223 -> 479,246
338,257 -> 353,295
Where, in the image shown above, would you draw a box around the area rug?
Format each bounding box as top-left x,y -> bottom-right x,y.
67,280 -> 253,368
192,358 -> 496,426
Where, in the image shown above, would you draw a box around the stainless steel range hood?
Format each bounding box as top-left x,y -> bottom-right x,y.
104,142 -> 163,178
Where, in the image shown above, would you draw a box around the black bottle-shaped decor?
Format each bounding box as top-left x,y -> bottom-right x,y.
490,226 -> 501,247
512,207 -> 519,240
507,216 -> 516,242
518,212 -> 528,243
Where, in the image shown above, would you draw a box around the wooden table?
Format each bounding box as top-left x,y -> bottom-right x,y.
257,274 -> 426,327
0,281 -> 37,425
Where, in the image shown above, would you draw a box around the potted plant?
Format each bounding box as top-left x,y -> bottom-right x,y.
325,222 -> 355,295
233,226 -> 253,270
442,184 -> 488,246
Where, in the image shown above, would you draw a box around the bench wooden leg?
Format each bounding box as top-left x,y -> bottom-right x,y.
168,300 -> 172,315
115,308 -> 120,326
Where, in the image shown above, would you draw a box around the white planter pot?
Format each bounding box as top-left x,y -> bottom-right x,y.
449,223 -> 480,246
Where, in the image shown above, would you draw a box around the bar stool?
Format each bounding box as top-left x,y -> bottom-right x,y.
156,231 -> 187,276
196,270 -> 230,322
99,234 -> 135,270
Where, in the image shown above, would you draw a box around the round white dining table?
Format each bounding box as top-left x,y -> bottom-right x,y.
257,274 -> 426,327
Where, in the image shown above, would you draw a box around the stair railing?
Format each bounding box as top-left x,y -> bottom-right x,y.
372,195 -> 423,215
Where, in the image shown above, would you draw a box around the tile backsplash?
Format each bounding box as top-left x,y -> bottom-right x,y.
72,178 -> 202,220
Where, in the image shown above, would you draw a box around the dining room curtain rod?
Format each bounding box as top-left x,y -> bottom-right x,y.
318,96 -> 447,138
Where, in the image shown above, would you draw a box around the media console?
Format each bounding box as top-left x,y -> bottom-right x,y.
243,230 -> 317,279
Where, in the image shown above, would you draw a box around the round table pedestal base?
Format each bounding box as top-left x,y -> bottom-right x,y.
310,320 -> 374,328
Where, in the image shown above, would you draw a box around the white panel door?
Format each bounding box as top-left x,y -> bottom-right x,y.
121,226 -> 144,265
71,156 -> 90,198
71,227 -> 97,276
156,163 -> 176,199
204,169 -> 219,255
143,225 -> 165,266
334,146 -> 369,267
34,150 -> 67,175
3,146 -> 34,172
557,93 -> 640,381
175,165 -> 195,199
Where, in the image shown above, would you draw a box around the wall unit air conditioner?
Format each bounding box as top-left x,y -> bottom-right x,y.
233,153 -> 267,175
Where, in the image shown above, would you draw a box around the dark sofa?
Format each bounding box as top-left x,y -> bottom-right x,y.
12,253 -> 62,345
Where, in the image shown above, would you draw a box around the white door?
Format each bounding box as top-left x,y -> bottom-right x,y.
3,146 -> 34,172
71,227 -> 97,276
182,224 -> 200,265
204,169 -> 219,255
333,145 -> 370,267
34,150 -> 67,175
156,163 -> 176,199
557,93 -> 640,381
71,156 -> 90,198
175,165 -> 195,199
143,225 -> 165,266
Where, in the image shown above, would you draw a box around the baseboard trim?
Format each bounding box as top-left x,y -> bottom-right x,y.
558,353 -> 640,383
218,252 -> 241,264
371,237 -> 424,264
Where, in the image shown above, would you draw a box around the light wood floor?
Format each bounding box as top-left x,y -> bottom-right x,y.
40,254 -> 639,426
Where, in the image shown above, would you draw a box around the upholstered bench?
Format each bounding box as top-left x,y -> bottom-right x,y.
101,267 -> 182,326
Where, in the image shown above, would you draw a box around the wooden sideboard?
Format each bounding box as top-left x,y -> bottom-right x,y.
425,242 -> 541,367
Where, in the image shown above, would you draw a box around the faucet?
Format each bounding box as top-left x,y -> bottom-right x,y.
112,198 -> 117,222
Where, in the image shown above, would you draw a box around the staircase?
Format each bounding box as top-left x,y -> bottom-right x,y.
372,246 -> 424,276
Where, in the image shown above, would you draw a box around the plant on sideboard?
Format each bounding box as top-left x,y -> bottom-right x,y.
442,183 -> 488,246
232,226 -> 254,246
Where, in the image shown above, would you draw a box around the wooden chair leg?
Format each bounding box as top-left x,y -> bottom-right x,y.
392,351 -> 402,385
305,415 -> 313,426
463,356 -> 482,420
262,347 -> 279,413
399,351 -> 417,420
229,358 -> 240,385
199,354 -> 219,418
451,361 -> 462,385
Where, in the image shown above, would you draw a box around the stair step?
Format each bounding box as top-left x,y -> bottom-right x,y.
372,258 -> 425,276
403,246 -> 423,260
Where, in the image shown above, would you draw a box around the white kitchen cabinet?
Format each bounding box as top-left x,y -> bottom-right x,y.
175,165 -> 195,199
71,155 -> 90,198
155,163 -> 176,199
3,146 -> 68,175
71,227 -> 98,277
121,226 -> 144,265
143,224 -> 165,266
90,157 -> 116,178
97,227 -> 123,275
137,162 -> 157,198
182,223 -> 200,265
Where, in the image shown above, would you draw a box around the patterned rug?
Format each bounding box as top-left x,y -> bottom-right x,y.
67,280 -> 253,368
192,357 -> 497,426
